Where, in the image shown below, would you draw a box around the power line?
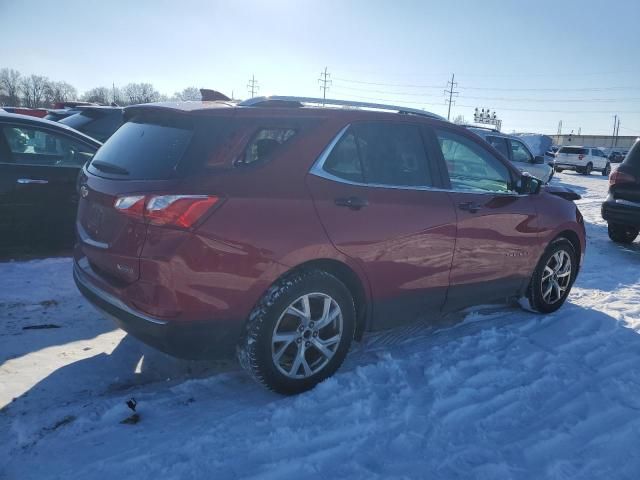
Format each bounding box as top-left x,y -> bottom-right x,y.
247,74 -> 259,98
318,67 -> 331,106
333,76 -> 640,92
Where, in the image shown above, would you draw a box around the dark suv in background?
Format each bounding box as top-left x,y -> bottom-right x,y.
74,96 -> 585,394
60,106 -> 124,142
602,139 -> 640,243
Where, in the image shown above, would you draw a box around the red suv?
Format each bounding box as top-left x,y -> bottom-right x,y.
73,96 -> 586,394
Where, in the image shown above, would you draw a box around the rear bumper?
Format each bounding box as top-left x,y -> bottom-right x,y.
602,196 -> 640,227
74,260 -> 244,360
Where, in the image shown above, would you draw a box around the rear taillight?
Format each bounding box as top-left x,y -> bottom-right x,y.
114,194 -> 221,229
609,170 -> 636,187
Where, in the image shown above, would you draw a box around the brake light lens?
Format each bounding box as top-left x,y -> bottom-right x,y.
113,194 -> 221,229
609,169 -> 636,187
114,195 -> 145,218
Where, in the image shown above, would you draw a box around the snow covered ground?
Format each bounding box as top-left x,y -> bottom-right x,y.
2,171 -> 640,479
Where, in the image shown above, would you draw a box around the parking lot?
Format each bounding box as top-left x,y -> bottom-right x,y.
2,170 -> 640,479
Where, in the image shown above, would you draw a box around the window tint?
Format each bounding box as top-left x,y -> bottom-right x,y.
354,122 -> 432,186
510,139 -> 533,163
0,125 -> 96,167
323,131 -> 364,182
594,149 -> 605,157
238,128 -> 296,165
323,122 -> 432,187
435,129 -> 513,193
558,147 -> 588,155
61,110 -> 123,142
88,118 -> 193,179
486,136 -> 510,159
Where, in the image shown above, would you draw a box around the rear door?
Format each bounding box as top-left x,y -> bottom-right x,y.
307,120 -> 457,330
0,120 -> 97,249
431,127 -> 539,311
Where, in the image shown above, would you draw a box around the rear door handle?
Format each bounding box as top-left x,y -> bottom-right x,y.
458,201 -> 483,213
17,178 -> 49,185
335,196 -> 368,210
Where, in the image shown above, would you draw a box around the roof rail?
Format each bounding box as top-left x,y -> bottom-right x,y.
238,96 -> 446,121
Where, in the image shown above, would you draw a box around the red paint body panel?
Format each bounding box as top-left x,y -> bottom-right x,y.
73,102 -> 586,360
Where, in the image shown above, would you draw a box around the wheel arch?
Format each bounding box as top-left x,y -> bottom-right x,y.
279,258 -> 370,340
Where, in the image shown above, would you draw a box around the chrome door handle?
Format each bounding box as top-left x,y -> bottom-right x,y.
17,178 -> 49,185
335,196 -> 368,210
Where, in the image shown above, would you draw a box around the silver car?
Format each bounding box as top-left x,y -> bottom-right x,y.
466,127 -> 554,183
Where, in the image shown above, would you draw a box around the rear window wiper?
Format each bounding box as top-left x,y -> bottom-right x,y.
91,160 -> 129,175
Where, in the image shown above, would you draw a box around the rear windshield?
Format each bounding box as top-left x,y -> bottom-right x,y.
61,110 -> 123,142
558,147 -> 588,155
88,117 -> 193,179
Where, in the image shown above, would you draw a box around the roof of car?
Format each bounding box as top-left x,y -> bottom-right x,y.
0,111 -> 102,146
124,97 -> 447,121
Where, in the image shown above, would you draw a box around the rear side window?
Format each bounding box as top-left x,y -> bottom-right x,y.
237,128 -> 296,165
0,125 -> 96,167
558,147 -> 588,155
486,136 -> 510,159
88,118 -> 193,179
322,122 -> 432,187
623,140 -> 640,167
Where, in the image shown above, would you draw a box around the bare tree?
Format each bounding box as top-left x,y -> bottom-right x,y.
0,68 -> 22,106
45,81 -> 78,105
21,74 -> 49,108
172,86 -> 200,101
81,86 -> 112,104
123,82 -> 160,104
453,115 -> 468,125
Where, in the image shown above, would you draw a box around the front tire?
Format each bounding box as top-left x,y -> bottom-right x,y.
602,163 -> 611,176
237,270 -> 355,395
527,238 -> 577,314
608,223 -> 639,244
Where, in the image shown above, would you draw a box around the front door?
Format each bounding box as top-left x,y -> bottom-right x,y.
431,127 -> 539,311
307,121 -> 457,330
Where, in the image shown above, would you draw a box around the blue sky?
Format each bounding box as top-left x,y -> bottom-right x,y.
1,0 -> 639,135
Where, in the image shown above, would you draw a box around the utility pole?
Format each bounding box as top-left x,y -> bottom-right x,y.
615,118 -> 621,147
557,120 -> 562,144
112,82 -> 116,104
318,67 -> 331,106
444,74 -> 458,121
578,127 -> 581,136
247,75 -> 259,98
612,115 -> 618,149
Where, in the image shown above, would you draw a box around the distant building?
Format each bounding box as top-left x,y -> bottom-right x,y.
554,134 -> 638,149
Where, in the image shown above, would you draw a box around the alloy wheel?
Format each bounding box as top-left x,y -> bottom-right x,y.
541,250 -> 572,304
271,293 -> 343,379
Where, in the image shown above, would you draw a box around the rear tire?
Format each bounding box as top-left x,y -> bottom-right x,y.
527,238 -> 577,314
608,223 -> 639,244
582,162 -> 593,175
555,167 -> 563,173
237,269 -> 355,395
602,163 -> 611,176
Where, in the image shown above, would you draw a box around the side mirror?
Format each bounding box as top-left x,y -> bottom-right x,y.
533,155 -> 545,164
517,173 -> 542,195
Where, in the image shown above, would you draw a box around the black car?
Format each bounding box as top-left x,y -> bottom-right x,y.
602,139 -> 640,243
0,112 -> 101,254
59,106 -> 124,142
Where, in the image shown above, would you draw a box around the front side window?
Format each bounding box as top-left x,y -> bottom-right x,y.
238,128 -> 296,165
510,139 -> 533,163
322,122 -> 432,187
0,125 -> 95,167
435,129 -> 513,194
486,135 -> 510,159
